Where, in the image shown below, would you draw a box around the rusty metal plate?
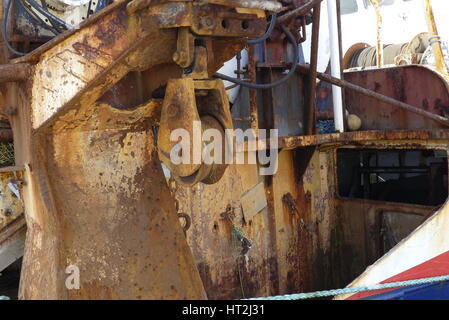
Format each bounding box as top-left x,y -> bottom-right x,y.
344,65 -> 449,131
241,182 -> 267,221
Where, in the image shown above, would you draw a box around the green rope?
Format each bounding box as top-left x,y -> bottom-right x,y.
0,142 -> 14,166
0,296 -> 10,300
244,274 -> 449,300
231,227 -> 252,256
231,227 -> 253,299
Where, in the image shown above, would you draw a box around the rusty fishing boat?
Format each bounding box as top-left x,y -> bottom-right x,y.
0,0 -> 449,300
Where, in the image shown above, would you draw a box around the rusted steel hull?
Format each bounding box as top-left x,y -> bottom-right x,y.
3,0 -> 249,299
172,132 -> 449,298
19,106 -> 207,299
2,0 -> 449,301
336,198 -> 449,300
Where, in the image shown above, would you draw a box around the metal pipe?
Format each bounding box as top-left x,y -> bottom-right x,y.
0,63 -> 31,82
204,0 -> 283,13
296,64 -> 449,127
423,0 -> 448,75
248,45 -> 259,135
306,4 -> 321,135
277,0 -> 322,25
359,167 -> 430,174
326,0 -> 344,132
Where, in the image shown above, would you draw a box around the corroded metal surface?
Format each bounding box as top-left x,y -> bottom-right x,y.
280,129 -> 449,150
18,99 -> 208,299
3,0 -> 448,301
158,78 -> 233,185
4,0 -> 261,299
297,64 -> 449,127
0,64 -> 30,83
173,132 -> 449,298
344,65 -> 449,131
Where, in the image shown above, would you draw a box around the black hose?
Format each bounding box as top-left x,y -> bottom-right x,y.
26,0 -> 69,31
18,0 -> 59,34
38,0 -> 63,33
247,13 -> 277,45
2,0 -> 27,56
214,25 -> 299,90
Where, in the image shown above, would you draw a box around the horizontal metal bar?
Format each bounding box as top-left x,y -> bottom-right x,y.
0,64 -> 31,83
277,0 -> 322,24
204,0 -> 283,12
0,165 -> 25,173
359,166 -> 430,173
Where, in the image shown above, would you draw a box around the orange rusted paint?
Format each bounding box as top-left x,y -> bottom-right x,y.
3,0 -> 449,301
6,0 -> 257,299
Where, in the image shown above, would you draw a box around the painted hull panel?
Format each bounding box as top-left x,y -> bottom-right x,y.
364,281 -> 449,300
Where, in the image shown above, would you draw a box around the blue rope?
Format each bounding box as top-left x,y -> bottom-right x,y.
244,274 -> 449,300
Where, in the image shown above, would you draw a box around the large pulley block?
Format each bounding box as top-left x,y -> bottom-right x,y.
158,78 -> 233,186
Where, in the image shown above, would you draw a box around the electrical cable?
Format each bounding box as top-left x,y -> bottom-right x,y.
38,0 -> 62,33
18,0 -> 59,34
214,25 -> 299,90
247,13 -> 277,45
2,0 -> 27,56
18,0 -> 49,29
17,0 -> 64,33
2,0 -> 106,55
25,0 -> 69,31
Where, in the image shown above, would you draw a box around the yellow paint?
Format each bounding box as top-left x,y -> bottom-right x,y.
423,0 -> 449,76
369,0 -> 384,67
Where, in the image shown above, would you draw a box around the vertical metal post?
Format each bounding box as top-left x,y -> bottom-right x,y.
306,4 -> 321,135
248,46 -> 260,136
370,0 -> 384,68
327,0 -> 344,132
423,0 -> 448,75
